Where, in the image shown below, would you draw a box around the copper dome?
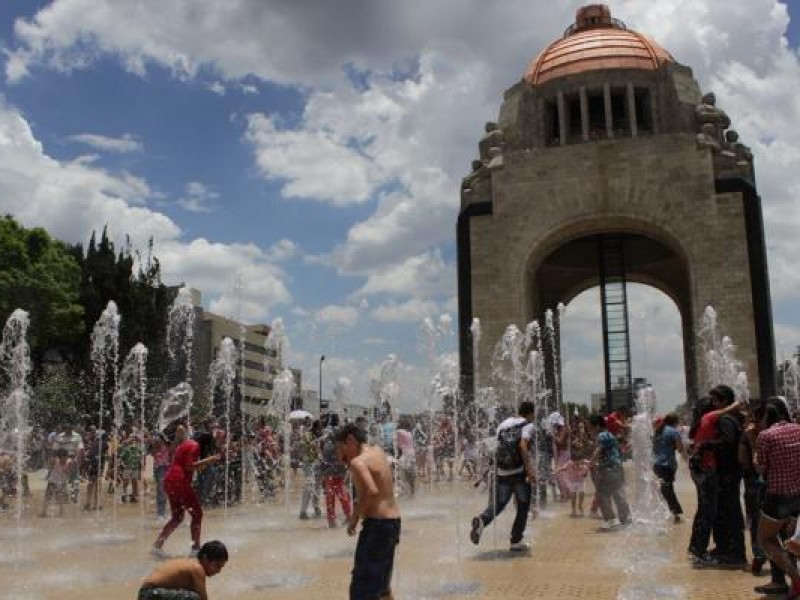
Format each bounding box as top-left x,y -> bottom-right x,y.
524,4 -> 674,85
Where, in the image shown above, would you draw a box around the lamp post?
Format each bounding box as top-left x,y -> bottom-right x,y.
319,354 -> 326,415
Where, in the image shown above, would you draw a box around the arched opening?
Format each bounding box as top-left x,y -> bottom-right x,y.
523,227 -> 697,407
561,284 -> 687,414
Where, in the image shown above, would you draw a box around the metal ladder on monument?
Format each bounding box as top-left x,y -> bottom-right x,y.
598,234 -> 633,411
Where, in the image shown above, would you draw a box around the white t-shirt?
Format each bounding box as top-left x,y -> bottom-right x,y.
495,416 -> 534,476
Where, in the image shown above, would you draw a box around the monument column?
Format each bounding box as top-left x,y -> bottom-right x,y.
557,90 -> 568,145
627,83 -> 638,137
580,86 -> 590,142
604,83 -> 613,138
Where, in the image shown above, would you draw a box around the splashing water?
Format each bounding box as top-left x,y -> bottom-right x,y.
158,383 -> 194,431
333,376 -> 353,419
273,368 -> 296,510
629,386 -> 670,530
166,287 -> 195,385
210,337 -> 237,514
491,325 -> 526,407
698,306 -> 745,395
0,309 -> 31,526
90,301 -> 120,510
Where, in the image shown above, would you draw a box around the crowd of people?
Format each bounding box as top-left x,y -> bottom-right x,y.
3,384 -> 800,599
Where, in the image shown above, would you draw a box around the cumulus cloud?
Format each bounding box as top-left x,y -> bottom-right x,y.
68,132 -> 143,153
265,239 -> 299,262
314,304 -> 359,328
176,181 -> 218,213
245,113 -> 378,206
371,299 -> 441,323
7,0 -> 800,387
355,249 -> 454,299
0,99 -> 290,322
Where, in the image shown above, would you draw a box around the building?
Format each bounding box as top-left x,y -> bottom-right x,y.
590,393 -> 605,414
188,289 -> 299,417
458,4 -> 775,413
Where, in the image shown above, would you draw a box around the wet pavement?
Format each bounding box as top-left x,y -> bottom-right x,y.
0,470 -> 773,599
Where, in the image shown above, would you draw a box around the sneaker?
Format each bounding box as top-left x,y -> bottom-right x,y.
600,519 -> 619,531
298,513 -> 309,520
469,517 -> 484,545
673,514 -> 682,524
188,548 -> 199,558
691,553 -> 720,568
753,582 -> 789,595
150,546 -> 168,559
509,540 -> 531,552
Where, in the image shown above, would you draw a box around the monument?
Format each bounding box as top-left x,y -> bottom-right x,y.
457,4 -> 775,410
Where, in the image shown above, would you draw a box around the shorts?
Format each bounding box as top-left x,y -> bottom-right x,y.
123,469 -> 141,481
350,517 -> 401,600
138,587 -> 200,600
761,493 -> 800,521
566,479 -> 586,494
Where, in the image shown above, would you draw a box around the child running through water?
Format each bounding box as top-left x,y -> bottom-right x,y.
152,425 -> 221,558
555,452 -> 591,517
40,448 -> 71,517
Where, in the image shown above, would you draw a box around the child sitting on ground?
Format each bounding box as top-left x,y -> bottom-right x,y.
555,452 -> 591,517
40,448 -> 71,517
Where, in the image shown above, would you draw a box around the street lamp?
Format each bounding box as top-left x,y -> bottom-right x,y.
319,355 -> 326,415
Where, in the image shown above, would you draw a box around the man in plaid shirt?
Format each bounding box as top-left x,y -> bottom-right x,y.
755,398 -> 800,600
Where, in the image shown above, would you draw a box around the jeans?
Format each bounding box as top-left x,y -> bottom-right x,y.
595,465 -> 630,523
478,472 -> 531,544
689,469 -> 718,556
653,464 -> 683,516
712,472 -> 745,561
153,465 -> 167,518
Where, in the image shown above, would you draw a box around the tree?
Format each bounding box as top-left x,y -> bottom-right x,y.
0,216 -> 84,359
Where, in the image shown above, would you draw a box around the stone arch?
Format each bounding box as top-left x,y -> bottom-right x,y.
519,215 -> 697,402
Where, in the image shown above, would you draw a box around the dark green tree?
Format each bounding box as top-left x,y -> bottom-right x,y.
0,216 -> 84,358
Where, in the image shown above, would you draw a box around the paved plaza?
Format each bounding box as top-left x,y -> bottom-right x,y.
0,469 -> 768,599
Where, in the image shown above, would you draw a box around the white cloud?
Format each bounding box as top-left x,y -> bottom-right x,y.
314,305 -> 359,328
371,299 -> 440,323
176,180 -> 218,213
7,0 -> 800,388
69,132 -> 143,153
356,249 -> 454,298
245,113 -> 377,206
0,99 -> 290,323
265,239 -> 299,262
206,81 -> 225,95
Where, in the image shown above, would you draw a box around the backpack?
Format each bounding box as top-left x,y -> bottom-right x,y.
495,421 -> 526,471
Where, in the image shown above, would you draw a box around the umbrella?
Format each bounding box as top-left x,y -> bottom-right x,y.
289,409 -> 313,421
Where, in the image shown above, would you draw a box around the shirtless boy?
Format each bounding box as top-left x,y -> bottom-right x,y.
139,540 -> 227,600
336,423 -> 401,600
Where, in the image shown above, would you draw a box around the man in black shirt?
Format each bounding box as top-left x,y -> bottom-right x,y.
708,385 -> 746,566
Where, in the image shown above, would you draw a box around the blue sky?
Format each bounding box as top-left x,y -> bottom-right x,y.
0,1 -> 798,410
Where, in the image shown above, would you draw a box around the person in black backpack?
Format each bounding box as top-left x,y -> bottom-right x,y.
469,401 -> 536,551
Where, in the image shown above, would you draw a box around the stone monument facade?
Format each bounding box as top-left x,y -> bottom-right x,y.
457,4 -> 775,408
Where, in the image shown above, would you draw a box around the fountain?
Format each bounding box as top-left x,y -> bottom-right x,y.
332,376 -> 353,422
0,309 -> 31,528
112,343 -> 148,525
209,337 -> 237,515
272,368 -> 296,511
90,301 -> 121,515
698,306 -> 745,395
157,287 -> 197,435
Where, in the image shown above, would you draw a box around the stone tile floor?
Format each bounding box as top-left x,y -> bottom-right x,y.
0,470 -> 778,599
